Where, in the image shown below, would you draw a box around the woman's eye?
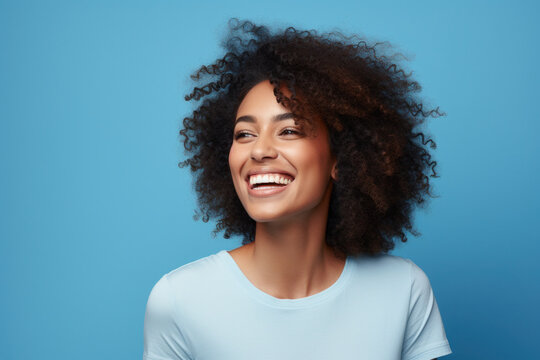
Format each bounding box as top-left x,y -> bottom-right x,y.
234,128 -> 302,140
234,131 -> 253,140
280,128 -> 301,136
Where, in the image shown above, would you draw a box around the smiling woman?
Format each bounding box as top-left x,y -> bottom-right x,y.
229,80 -> 337,224
142,18 -> 452,360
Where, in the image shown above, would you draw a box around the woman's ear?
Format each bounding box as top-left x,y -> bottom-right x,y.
331,159 -> 338,181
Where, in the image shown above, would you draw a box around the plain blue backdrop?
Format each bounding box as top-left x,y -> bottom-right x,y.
1,0 -> 538,359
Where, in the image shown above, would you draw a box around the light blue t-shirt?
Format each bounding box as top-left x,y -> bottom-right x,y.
143,250 -> 452,360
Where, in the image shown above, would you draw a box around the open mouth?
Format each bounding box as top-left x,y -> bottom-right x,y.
247,173 -> 295,190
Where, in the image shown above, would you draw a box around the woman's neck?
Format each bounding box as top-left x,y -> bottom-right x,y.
229,183 -> 346,299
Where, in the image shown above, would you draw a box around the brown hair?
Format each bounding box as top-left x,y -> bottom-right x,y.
179,18 -> 443,257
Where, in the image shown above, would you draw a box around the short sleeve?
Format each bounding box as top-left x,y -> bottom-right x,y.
143,275 -> 193,360
401,259 -> 452,360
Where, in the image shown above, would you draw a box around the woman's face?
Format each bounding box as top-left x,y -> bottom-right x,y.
228,80 -> 337,223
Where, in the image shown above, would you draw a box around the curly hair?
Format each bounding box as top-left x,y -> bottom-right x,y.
179,18 -> 443,257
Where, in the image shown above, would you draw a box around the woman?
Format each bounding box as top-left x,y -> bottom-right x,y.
143,18 -> 452,360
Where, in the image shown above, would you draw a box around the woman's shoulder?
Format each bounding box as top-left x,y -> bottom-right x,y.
161,250 -> 225,287
348,253 -> 431,288
349,252 -> 414,272
146,250 -> 229,314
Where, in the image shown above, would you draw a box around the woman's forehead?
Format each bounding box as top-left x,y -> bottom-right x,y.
235,80 -> 323,129
236,81 -> 288,113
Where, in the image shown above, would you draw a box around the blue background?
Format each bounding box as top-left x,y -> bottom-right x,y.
1,0 -> 538,359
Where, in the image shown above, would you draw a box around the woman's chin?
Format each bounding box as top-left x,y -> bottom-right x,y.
246,208 -> 311,225
246,210 -> 292,224
249,214 -> 286,223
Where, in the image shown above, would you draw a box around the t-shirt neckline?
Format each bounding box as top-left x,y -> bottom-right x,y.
218,249 -> 353,309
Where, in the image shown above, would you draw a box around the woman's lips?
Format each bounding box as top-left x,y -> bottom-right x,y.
246,179 -> 293,197
245,172 -> 295,183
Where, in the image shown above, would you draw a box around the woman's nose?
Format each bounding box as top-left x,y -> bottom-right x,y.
250,134 -> 278,161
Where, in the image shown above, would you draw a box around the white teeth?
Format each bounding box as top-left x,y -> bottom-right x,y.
249,173 -> 293,186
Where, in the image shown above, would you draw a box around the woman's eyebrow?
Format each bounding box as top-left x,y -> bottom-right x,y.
234,112 -> 294,125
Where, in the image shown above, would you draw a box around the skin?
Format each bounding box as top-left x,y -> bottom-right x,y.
227,79 -> 345,300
